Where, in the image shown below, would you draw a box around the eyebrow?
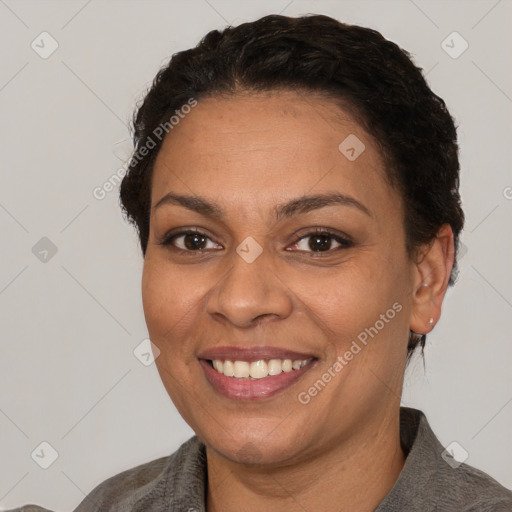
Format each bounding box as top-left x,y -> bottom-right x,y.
152,191 -> 371,219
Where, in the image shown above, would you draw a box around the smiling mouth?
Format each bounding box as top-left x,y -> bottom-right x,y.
208,358 -> 315,379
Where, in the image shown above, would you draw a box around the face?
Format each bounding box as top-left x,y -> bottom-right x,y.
142,91 -> 416,466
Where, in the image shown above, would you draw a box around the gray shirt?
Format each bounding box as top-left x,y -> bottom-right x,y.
12,408 -> 512,511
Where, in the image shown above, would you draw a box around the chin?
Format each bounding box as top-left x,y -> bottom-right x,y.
198,418 -> 310,466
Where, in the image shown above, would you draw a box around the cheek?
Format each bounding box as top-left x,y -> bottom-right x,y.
142,262 -> 170,333
142,257 -> 198,326
304,254 -> 410,358
142,259 -> 205,413
141,255 -> 220,374
141,258 -> 195,352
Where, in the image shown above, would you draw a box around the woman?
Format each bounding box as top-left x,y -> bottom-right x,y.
14,13 -> 512,512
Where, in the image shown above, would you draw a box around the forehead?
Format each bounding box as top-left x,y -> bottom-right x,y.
158,90 -> 368,155
150,91 -> 397,218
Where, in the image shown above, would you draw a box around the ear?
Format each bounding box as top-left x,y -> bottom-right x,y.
409,224 -> 455,335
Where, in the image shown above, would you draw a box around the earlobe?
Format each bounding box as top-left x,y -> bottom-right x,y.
409,224 -> 455,335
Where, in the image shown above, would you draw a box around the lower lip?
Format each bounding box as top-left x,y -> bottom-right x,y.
200,359 -> 316,401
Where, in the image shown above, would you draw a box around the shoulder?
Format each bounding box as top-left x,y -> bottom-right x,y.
416,408 -> 512,511
420,411 -> 512,511
377,408 -> 512,512
73,435 -> 206,511
4,437 -> 206,512
4,456 -> 174,512
435,457 -> 512,511
73,454 -> 170,510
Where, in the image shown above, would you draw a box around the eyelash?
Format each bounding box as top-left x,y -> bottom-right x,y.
158,227 -> 353,255
289,228 -> 353,254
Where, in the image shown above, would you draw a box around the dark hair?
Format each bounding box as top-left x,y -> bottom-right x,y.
119,14 -> 464,358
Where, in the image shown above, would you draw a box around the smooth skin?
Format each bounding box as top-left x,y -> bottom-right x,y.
141,90 -> 454,512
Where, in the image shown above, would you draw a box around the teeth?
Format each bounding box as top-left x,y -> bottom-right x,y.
234,361 -> 250,378
223,360 -> 234,377
210,358 -> 312,379
250,360 -> 268,379
268,359 -> 282,375
282,359 -> 293,372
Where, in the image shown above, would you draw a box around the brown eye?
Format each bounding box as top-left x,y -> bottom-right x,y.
291,230 -> 352,253
183,232 -> 208,250
308,234 -> 333,252
159,230 -> 223,252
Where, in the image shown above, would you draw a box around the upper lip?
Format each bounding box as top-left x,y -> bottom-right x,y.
198,346 -> 317,362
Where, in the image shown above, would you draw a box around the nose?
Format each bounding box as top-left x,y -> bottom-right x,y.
205,244 -> 293,328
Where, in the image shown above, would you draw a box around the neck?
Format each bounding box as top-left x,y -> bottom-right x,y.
206,408 -> 405,512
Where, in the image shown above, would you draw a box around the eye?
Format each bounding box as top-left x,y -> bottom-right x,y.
159,229 -> 222,252
289,229 -> 353,253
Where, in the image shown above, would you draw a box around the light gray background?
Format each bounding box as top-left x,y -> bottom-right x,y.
1,0 -> 511,509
